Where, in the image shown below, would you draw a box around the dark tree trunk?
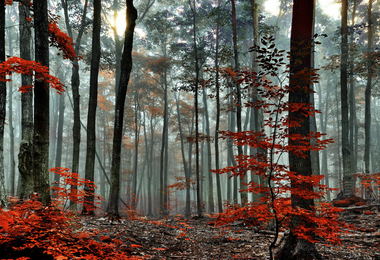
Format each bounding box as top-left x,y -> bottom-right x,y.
83,0 -> 101,215
61,0 -> 89,210
18,0 -> 34,198
0,0 -> 7,207
364,0 -> 373,175
108,0 -> 137,217
275,0 -> 322,259
33,0 -> 51,205
340,0 -> 353,197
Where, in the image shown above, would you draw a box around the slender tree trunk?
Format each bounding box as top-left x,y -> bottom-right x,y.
364,0 -> 373,175
202,88 -> 214,213
33,0 -> 51,205
18,0 -> 34,198
349,0 -> 357,175
61,0 -> 89,211
340,0 -> 353,198
230,0 -> 247,204
54,92 -> 65,194
214,0 -> 223,212
6,21 -> 15,196
132,90 -> 139,209
83,0 -> 102,215
190,0 -> 202,217
0,0 -> 7,207
108,0 -> 137,217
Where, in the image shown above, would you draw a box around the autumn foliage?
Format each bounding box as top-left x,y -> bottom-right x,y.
0,196 -> 142,260
206,37 -> 353,252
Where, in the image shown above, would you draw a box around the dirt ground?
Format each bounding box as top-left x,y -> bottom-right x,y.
80,206 -> 380,260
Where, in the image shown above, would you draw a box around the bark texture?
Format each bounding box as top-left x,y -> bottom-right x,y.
33,0 -> 51,205
275,0 -> 322,259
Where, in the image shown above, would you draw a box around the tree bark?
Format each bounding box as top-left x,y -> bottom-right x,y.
0,0 -> 8,207
83,0 -> 102,215
275,0 -> 322,259
18,0 -> 34,198
33,0 -> 51,205
340,0 -> 353,198
108,0 -> 137,217
61,0 -> 89,210
364,0 -> 373,175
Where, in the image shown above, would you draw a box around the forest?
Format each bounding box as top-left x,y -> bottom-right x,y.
0,0 -> 380,259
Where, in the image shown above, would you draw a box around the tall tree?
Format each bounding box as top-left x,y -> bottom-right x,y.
0,0 -> 8,207
190,0 -> 202,217
18,0 -> 34,198
33,0 -> 51,205
61,0 -> 89,210
364,0 -> 373,175
108,0 -> 138,217
276,0 -> 322,259
83,0 -> 102,215
340,0 -> 353,198
230,0 -> 247,204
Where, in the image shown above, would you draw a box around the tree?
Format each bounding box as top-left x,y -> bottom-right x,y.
61,0 -> 89,210
276,0 -> 322,259
82,0 -> 102,215
0,0 -> 8,207
18,0 -> 34,199
340,0 -> 353,198
108,0 -> 138,218
33,0 -> 51,205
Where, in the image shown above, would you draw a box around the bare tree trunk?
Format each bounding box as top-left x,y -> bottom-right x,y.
0,0 -> 8,207
108,0 -> 137,217
83,0 -> 102,215
340,0 -> 353,198
6,18 -> 16,196
190,0 -> 202,217
61,0 -> 89,211
214,0 -> 222,212
18,0 -> 34,198
364,0 -> 373,175
33,0 -> 51,205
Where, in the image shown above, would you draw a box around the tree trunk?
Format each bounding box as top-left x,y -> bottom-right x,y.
18,0 -> 34,198
83,0 -> 102,215
340,0 -> 353,198
276,0 -> 322,259
6,18 -> 15,196
33,0 -> 51,205
202,88 -> 214,213
61,0 -> 89,211
108,0 -> 137,217
214,0 -> 223,213
0,0 -> 8,207
364,0 -> 373,175
190,0 -> 202,217
54,92 -> 65,194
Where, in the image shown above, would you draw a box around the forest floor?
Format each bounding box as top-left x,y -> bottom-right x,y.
80,206 -> 380,260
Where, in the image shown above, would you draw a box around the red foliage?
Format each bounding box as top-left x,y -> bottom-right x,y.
49,167 -> 102,212
49,17 -> 81,62
0,56 -> 65,94
206,37 -> 353,252
0,197 -> 142,259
